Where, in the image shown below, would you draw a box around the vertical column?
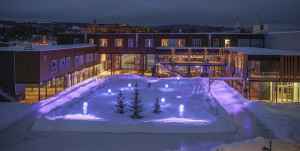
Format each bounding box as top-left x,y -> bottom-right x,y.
55,78 -> 57,94
46,81 -> 47,99
111,53 -> 113,76
156,53 -> 158,78
248,81 -> 251,100
38,83 -> 40,101
141,54 -> 144,76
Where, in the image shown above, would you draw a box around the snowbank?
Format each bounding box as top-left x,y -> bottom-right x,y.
0,77 -> 101,131
244,101 -> 300,142
32,75 -> 237,134
212,137 -> 300,151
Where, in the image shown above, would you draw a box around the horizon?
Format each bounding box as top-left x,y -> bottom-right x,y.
1,0 -> 300,28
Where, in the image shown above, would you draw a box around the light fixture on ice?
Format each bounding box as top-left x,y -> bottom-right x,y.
50,114 -> 102,121
128,83 -> 131,89
177,77 -> 179,84
161,98 -> 165,103
176,96 -> 182,99
108,89 -> 111,95
83,102 -> 88,115
179,104 -> 184,117
165,84 -> 168,89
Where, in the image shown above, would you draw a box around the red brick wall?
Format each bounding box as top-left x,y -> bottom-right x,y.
39,46 -> 98,82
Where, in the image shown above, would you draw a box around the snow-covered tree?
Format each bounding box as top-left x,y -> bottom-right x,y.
115,90 -> 126,113
129,82 -> 144,119
152,97 -> 162,114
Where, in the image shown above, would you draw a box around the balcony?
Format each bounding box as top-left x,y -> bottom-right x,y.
248,72 -> 279,81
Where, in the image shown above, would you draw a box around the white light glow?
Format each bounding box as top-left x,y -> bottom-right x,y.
176,96 -> 182,99
108,89 -> 111,93
83,102 -> 88,115
165,84 -> 168,88
121,88 -> 124,91
161,98 -> 165,103
177,77 -> 179,80
179,104 -> 184,111
83,102 -> 88,107
128,83 -> 131,88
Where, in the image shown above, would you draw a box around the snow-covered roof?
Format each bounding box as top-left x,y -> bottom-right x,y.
0,44 -> 96,52
226,47 -> 300,55
156,46 -> 300,55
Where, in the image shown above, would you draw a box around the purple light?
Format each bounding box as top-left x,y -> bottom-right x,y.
161,98 -> 165,103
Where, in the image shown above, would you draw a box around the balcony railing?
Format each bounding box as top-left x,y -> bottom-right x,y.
248,72 -> 279,80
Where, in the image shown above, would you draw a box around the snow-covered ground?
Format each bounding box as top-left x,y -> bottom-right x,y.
213,137 -> 300,151
2,74 -> 300,150
32,75 -> 236,133
0,77 -> 101,131
244,100 -> 300,142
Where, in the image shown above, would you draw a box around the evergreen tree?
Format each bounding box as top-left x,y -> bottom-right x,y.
153,97 -> 162,114
129,82 -> 144,119
115,90 -> 126,113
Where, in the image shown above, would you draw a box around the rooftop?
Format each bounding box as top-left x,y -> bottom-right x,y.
0,44 -> 96,52
156,46 -> 300,55
225,47 -> 300,55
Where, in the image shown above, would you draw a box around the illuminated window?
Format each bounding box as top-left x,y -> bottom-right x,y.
86,54 -> 89,63
90,53 -> 93,62
75,56 -> 79,66
60,58 -> 65,71
145,39 -> 154,47
115,39 -> 123,47
225,39 -> 231,47
66,57 -> 71,69
128,39 -> 134,47
178,39 -> 185,47
51,60 -> 57,73
79,55 -> 83,65
161,39 -> 169,47
99,39 -> 107,47
192,39 -> 201,47
89,38 -> 94,44
213,39 -> 219,47
74,38 -> 79,44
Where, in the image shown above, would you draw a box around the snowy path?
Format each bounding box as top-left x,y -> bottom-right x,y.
210,80 -> 273,140
0,76 -> 274,151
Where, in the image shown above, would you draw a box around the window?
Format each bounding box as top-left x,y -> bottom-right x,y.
60,58 -> 65,71
145,39 -> 154,47
90,53 -> 93,62
128,39 -> 134,47
75,56 -> 79,66
79,55 -> 83,65
86,54 -> 89,63
192,39 -> 201,47
161,39 -> 169,47
74,38 -> 79,44
66,57 -> 71,69
43,55 -> 46,61
99,39 -> 107,47
178,39 -> 185,47
51,60 -> 57,73
225,39 -> 230,47
94,52 -> 97,61
115,39 -> 123,47
213,39 -> 219,47
89,38 -> 94,44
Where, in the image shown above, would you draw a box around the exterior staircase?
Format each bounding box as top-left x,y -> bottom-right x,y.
0,85 -> 18,102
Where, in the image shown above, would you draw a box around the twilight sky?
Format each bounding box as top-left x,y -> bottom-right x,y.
0,0 -> 300,27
